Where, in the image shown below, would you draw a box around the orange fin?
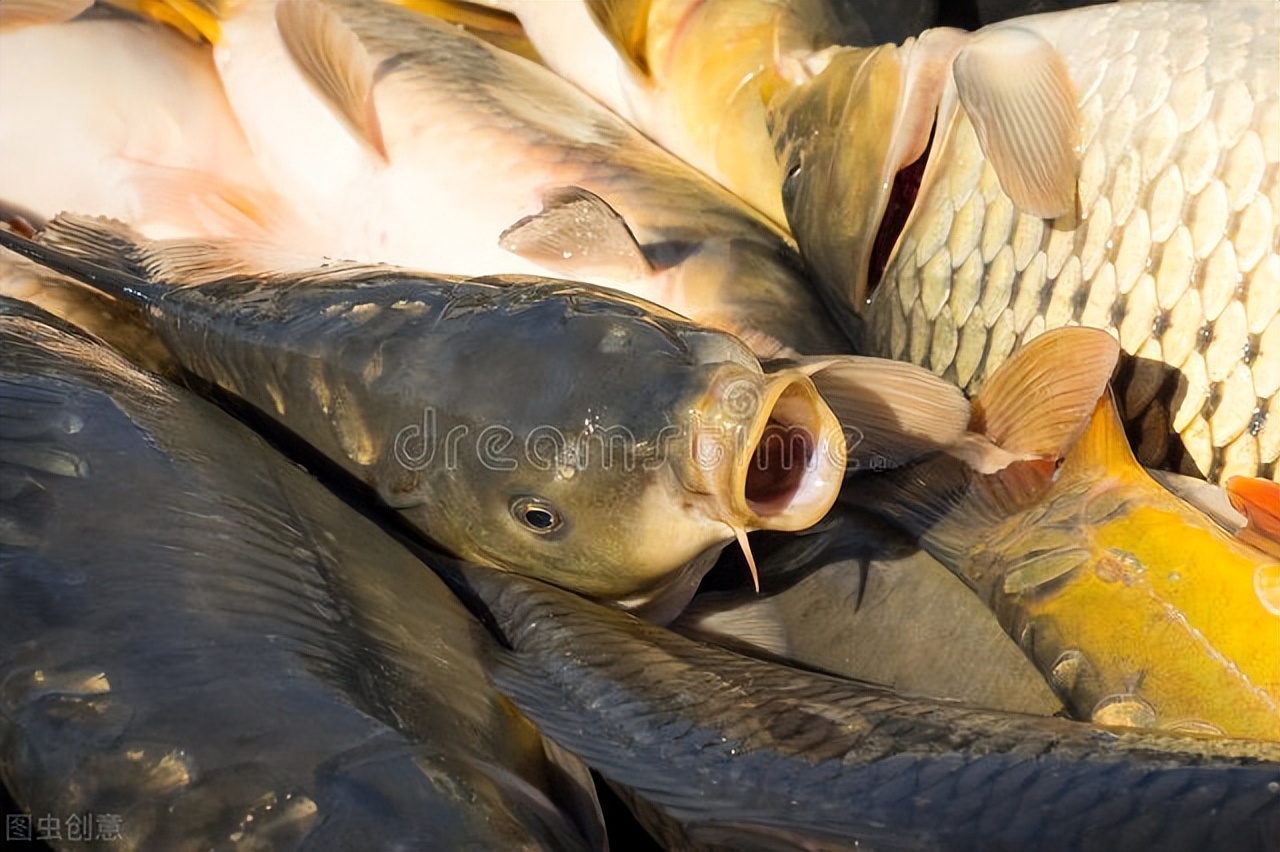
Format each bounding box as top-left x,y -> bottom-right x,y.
952,26 -> 1080,218
1227,476 -> 1280,559
276,0 -> 389,161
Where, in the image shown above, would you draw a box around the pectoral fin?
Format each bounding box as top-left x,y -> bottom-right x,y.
971,327 -> 1119,459
848,327 -> 1120,564
499,186 -> 652,282
795,356 -> 971,471
276,0 -> 389,161
952,26 -> 1080,219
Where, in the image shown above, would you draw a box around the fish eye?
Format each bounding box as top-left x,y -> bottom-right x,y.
510,496 -> 563,535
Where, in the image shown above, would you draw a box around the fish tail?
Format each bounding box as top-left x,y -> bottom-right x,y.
851,327 -> 1120,564
0,214 -> 164,308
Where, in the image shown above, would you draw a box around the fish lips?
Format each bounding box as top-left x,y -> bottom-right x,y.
684,364 -> 847,536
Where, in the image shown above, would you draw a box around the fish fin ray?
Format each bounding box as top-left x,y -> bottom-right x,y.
796,355 -> 970,471
670,593 -> 792,657
952,26 -> 1080,219
1226,476 -> 1280,558
0,0 -> 92,28
275,0 -> 389,161
972,326 -> 1118,459
122,161 -> 293,242
0,215 -> 159,305
499,186 -> 651,282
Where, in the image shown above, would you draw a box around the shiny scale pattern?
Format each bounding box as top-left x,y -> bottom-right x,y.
867,2 -> 1278,482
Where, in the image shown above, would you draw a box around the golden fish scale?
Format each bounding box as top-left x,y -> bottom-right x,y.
867,2 -> 1279,482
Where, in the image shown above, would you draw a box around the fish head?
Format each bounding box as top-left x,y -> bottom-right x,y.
406,291 -> 844,608
768,31 -> 961,313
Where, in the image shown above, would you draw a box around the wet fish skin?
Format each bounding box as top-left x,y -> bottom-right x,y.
205,0 -> 854,357
0,297 -> 603,851
0,247 -> 175,377
489,0 -> 937,235
671,504 -> 1064,716
0,218 -> 847,613
850,1 -> 1279,482
444,560 -> 1280,852
855,328 -> 1280,742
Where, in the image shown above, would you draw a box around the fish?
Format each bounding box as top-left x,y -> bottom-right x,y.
0,215 -> 860,621
852,326 -> 1280,742
439,557 -> 1280,852
769,0 -> 1279,481
483,0 -> 936,229
0,295 -> 606,851
0,6 -> 288,241
670,504 -> 1065,716
0,246 -> 175,377
193,0 -> 856,357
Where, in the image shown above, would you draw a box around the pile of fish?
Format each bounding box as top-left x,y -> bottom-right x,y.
1,0 -> 1278,849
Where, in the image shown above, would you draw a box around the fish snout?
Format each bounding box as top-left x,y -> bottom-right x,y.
690,367 -> 846,534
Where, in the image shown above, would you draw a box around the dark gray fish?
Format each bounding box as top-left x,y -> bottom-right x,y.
0,216 -> 849,617
670,504 -> 1063,716
0,297 -> 605,851
442,561 -> 1280,852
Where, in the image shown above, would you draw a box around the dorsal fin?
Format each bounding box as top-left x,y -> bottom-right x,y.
952,25 -> 1080,218
499,186 -> 652,281
276,0 -> 389,161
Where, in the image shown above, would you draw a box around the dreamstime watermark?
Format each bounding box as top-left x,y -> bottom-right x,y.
391,407 -> 866,475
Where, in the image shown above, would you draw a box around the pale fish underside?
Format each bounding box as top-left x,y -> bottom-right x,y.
867,1 -> 1278,483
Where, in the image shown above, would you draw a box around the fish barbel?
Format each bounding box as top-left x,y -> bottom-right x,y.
0,215 -> 850,620
856,327 -> 1280,742
0,296 -> 606,851
771,0 -> 1279,481
440,558 -> 1280,852
198,0 -> 854,356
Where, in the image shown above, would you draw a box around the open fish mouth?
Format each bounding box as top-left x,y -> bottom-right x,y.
686,365 -> 845,589
733,374 -> 845,528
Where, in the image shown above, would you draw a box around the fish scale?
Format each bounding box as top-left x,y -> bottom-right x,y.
866,1 -> 1279,483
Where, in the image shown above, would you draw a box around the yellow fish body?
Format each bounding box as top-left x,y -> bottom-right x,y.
859,327 -> 1280,741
